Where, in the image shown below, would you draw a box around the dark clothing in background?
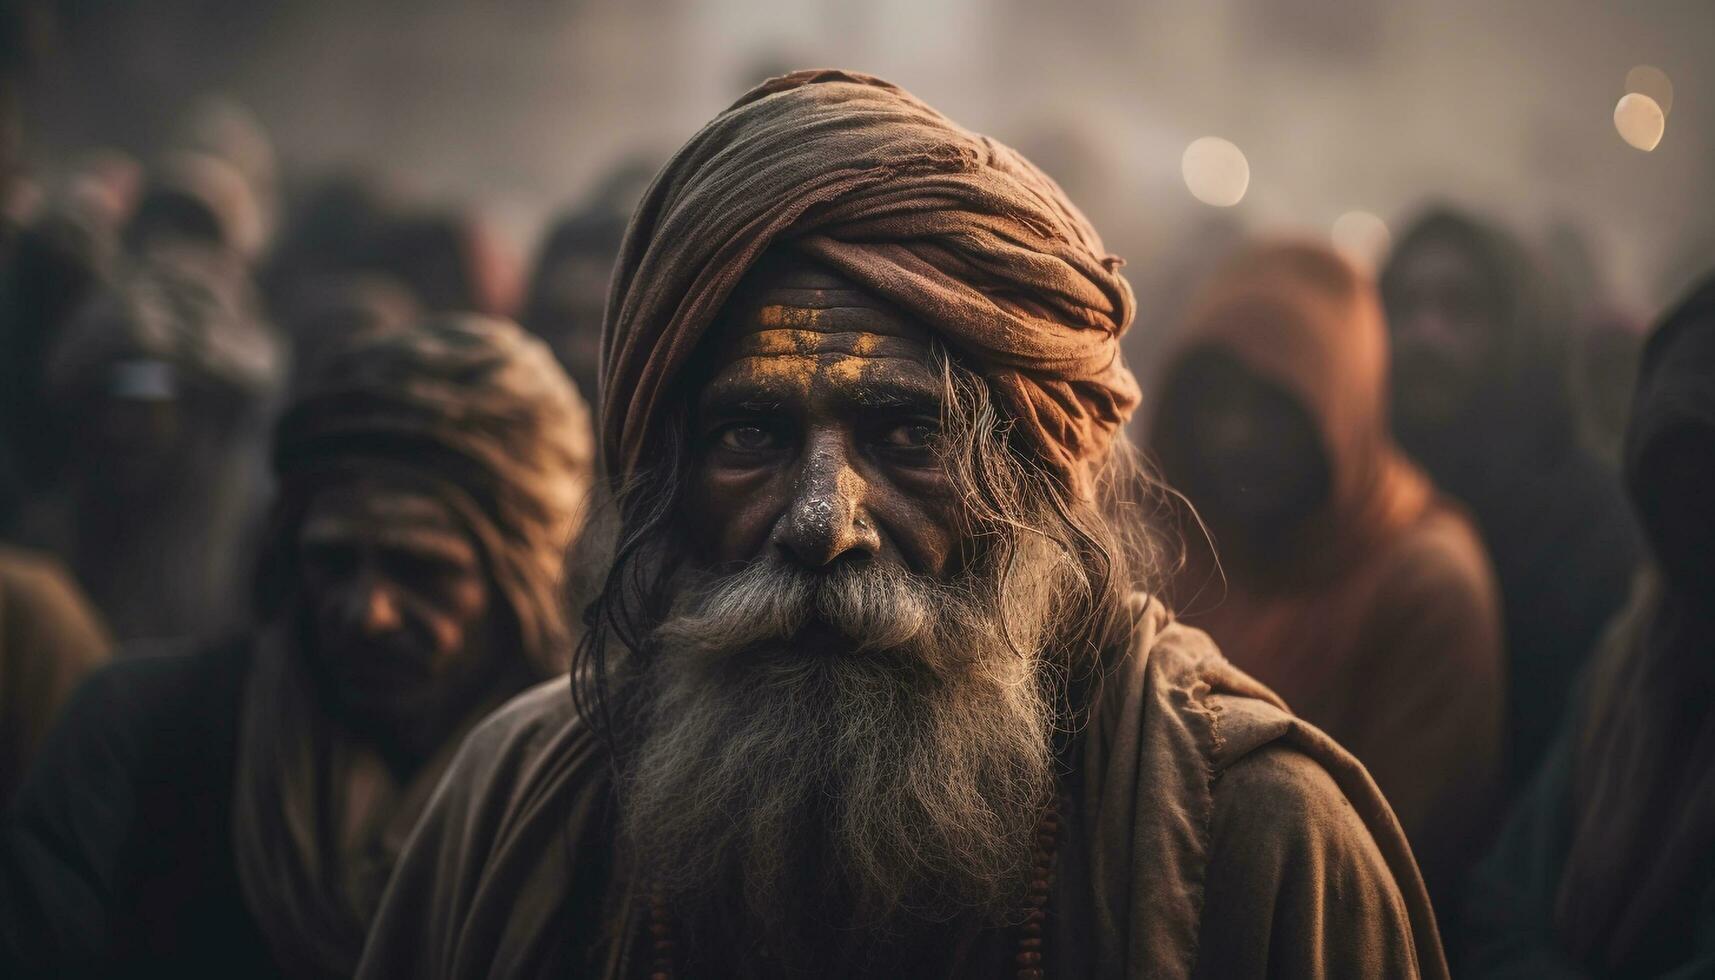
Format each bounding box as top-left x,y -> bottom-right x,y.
1,638 -> 278,977
1468,272 -> 1715,977
1381,210 -> 1639,793
0,545 -> 110,806
1151,241 -> 1505,924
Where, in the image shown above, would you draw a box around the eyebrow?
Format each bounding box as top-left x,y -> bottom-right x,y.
843,379 -> 943,413
697,378 -> 793,416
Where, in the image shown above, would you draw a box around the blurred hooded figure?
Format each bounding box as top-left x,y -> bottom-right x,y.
1381,208 -> 1639,791
1468,271 -> 1715,978
2,315 -> 593,977
1150,240 -> 1505,920
521,158 -> 656,400
41,244 -> 281,641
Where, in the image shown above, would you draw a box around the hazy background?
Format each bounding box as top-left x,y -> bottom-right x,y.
21,0 -> 1714,317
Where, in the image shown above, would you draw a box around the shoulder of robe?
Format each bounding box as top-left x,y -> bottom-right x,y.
1136,609 -> 1449,979
1113,594 -> 1299,774
454,676 -> 582,764
426,676 -> 600,834
1208,742 -> 1393,866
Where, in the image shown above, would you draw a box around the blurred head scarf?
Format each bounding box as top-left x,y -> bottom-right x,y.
238,314 -> 593,978
264,314 -> 593,668
1557,271 -> 1715,973
601,69 -> 1138,495
1148,242 -> 1502,909
1152,240 -> 1431,580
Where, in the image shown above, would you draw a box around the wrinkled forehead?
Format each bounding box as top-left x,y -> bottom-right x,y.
697,253 -> 944,406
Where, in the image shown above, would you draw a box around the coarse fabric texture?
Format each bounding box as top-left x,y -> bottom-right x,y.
236,315 -> 593,977
1150,241 -> 1505,917
1468,271 -> 1715,977
600,70 -> 1138,495
0,546 -> 111,807
355,598 -> 1448,979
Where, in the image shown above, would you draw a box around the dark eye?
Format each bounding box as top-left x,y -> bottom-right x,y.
879,421 -> 937,454
716,424 -> 778,453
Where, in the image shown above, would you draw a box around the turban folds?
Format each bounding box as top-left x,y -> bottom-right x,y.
601,70 -> 1139,493
269,315 -> 592,669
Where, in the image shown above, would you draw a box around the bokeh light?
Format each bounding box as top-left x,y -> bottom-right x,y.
1613,93 -> 1665,152
1181,137 -> 1250,208
1625,65 -> 1673,116
1330,210 -> 1391,269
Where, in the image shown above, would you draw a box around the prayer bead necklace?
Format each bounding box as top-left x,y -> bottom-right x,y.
644,798 -> 1062,979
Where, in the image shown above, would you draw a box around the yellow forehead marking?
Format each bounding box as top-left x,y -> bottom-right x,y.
757,305 -> 833,330
727,327 -> 898,390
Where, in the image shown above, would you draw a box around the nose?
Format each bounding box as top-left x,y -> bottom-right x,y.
771,429 -> 882,568
351,577 -> 404,636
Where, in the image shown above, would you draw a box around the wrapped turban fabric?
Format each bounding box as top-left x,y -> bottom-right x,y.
601,69 -> 1139,494
265,314 -> 593,669
237,315 -> 593,977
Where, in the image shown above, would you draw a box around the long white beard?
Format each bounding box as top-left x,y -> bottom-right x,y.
617,548 -> 1066,962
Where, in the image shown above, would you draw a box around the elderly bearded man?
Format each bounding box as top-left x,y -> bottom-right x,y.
359,72 -> 1446,979
2,316 -> 592,976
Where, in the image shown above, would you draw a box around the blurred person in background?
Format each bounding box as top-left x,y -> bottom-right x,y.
125,149 -> 267,262
2,315 -> 593,977
276,272 -> 420,396
1467,270 -> 1715,978
359,208 -> 519,317
38,244 -> 281,641
521,156 -> 655,401
261,171 -> 403,315
1380,207 -> 1639,794
358,71 -> 1446,980
1149,240 -> 1504,932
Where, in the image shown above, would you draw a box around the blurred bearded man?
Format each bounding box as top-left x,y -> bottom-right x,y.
1,317 -> 592,977
358,71 -> 1447,979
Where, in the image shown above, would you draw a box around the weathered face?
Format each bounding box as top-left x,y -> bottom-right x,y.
681,261 -> 964,578
1387,239 -> 1500,427
295,478 -> 496,746
628,258 -> 1063,957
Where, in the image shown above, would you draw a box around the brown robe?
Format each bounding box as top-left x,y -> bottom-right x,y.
1149,242 -> 1506,910
356,597 -> 1447,978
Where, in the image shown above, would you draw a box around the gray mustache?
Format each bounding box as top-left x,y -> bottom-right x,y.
653,559 -> 939,659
